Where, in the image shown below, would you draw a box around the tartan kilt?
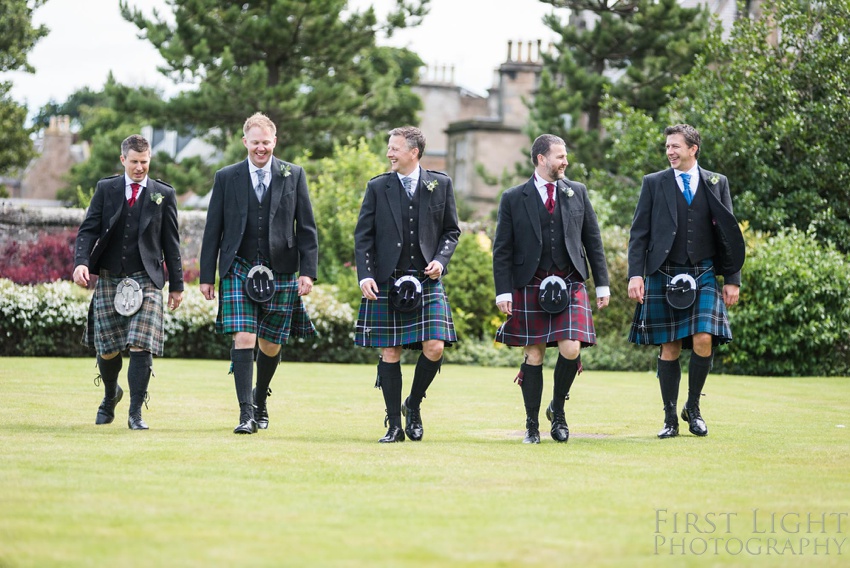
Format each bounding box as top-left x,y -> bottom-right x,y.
495,269 -> 596,348
82,270 -> 165,356
215,256 -> 316,345
628,259 -> 732,349
355,274 -> 456,349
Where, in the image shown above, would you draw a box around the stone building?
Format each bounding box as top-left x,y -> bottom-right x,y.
18,116 -> 88,201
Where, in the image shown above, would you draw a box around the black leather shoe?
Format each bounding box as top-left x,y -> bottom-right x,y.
401,397 -> 423,441
523,418 -> 541,444
128,412 -> 148,430
682,404 -> 708,437
95,385 -> 123,425
379,426 -> 405,443
233,403 -> 258,434
658,403 -> 679,439
545,401 -> 570,442
253,387 -> 270,430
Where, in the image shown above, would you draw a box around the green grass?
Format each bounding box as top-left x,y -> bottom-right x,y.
1,358 -> 848,567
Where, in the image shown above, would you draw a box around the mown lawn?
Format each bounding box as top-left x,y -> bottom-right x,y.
1,357 -> 847,567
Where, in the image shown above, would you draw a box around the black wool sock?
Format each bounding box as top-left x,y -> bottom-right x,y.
687,353 -> 713,408
255,349 -> 281,406
377,360 -> 403,421
408,353 -> 442,409
231,347 -> 255,405
552,354 -> 580,413
519,363 -> 544,422
127,351 -> 153,413
657,357 -> 681,406
97,354 -> 123,398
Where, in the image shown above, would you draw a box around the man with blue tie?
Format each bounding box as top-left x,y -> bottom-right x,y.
627,124 -> 745,439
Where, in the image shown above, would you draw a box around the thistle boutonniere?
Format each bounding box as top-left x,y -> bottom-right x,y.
709,174 -> 720,186
425,179 -> 438,192
282,164 -> 292,178
563,186 -> 575,198
150,192 -> 164,205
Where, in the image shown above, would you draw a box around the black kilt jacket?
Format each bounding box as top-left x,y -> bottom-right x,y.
627,167 -> 744,285
492,177 -> 609,296
354,169 -> 460,284
200,158 -> 318,283
74,175 -> 184,291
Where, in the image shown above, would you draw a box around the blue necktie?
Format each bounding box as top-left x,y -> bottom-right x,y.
401,176 -> 414,198
255,169 -> 266,201
681,172 -> 693,205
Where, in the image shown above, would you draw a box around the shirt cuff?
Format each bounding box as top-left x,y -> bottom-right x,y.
495,293 -> 512,305
359,278 -> 375,288
596,286 -> 610,298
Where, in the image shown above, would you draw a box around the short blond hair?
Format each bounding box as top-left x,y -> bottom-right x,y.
243,112 -> 276,137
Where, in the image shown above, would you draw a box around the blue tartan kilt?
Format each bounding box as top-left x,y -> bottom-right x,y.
495,268 -> 596,348
82,269 -> 165,356
355,274 -> 457,349
628,259 -> 732,350
215,256 -> 316,345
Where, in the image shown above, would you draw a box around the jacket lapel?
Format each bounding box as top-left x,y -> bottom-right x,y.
522,178 -> 542,243
663,169 -> 679,226
269,158 -> 285,221
139,181 -> 153,235
385,174 -> 403,237
417,167 -> 432,229
107,177 -> 125,228
556,179 -> 573,227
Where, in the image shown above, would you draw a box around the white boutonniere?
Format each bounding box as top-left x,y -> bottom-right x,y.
563,187 -> 575,198
150,192 -> 164,205
425,179 -> 438,192
282,164 -> 292,178
709,174 -> 720,185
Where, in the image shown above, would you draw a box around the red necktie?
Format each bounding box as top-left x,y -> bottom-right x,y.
128,183 -> 141,207
545,183 -> 555,214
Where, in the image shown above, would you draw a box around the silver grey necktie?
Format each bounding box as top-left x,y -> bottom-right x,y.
402,176 -> 414,198
255,169 -> 266,201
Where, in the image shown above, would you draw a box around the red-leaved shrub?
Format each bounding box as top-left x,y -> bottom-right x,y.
0,229 -> 76,284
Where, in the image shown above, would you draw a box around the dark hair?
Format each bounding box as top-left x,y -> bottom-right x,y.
388,126 -> 426,158
121,134 -> 150,157
530,134 -> 566,166
664,124 -> 701,159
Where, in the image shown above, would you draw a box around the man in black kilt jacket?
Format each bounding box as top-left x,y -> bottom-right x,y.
354,126 -> 460,443
492,134 -> 610,444
73,134 -> 184,430
627,124 -> 745,439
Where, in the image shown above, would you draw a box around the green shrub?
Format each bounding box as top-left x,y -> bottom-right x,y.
722,228 -> 850,376
444,230 -> 502,341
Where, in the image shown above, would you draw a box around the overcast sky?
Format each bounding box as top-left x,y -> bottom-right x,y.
4,0 -> 563,119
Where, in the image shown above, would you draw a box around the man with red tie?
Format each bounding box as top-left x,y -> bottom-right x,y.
492,134 -> 610,444
73,134 -> 184,430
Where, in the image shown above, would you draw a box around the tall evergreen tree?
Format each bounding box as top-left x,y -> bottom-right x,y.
529,0 -> 710,166
119,0 -> 428,159
0,0 -> 48,175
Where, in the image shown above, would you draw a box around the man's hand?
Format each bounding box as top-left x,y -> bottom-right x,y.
298,276 -> 314,296
723,284 -> 740,307
168,291 -> 183,310
597,296 -> 610,310
497,300 -> 512,315
423,260 -> 443,280
360,278 -> 379,301
73,265 -> 90,289
628,276 -> 644,304
200,283 -> 216,301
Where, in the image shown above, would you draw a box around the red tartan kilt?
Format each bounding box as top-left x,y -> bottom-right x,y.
496,268 -> 596,347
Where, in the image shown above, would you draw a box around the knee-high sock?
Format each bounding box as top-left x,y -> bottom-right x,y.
231,347 -> 254,405
657,357 -> 681,406
97,354 -> 122,398
519,363 -> 544,421
377,360 -> 402,425
552,354 -> 580,413
255,349 -> 280,406
127,351 -> 152,414
408,353 -> 442,408
687,353 -> 712,408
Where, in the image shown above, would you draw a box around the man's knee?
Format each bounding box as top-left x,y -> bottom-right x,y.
233,332 -> 257,350
524,344 -> 546,366
381,346 -> 403,363
422,341 -> 444,361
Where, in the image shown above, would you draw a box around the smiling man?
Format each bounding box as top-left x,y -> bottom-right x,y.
200,112 -> 318,435
73,134 -> 184,430
354,126 -> 460,443
492,134 -> 610,444
627,124 -> 745,439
